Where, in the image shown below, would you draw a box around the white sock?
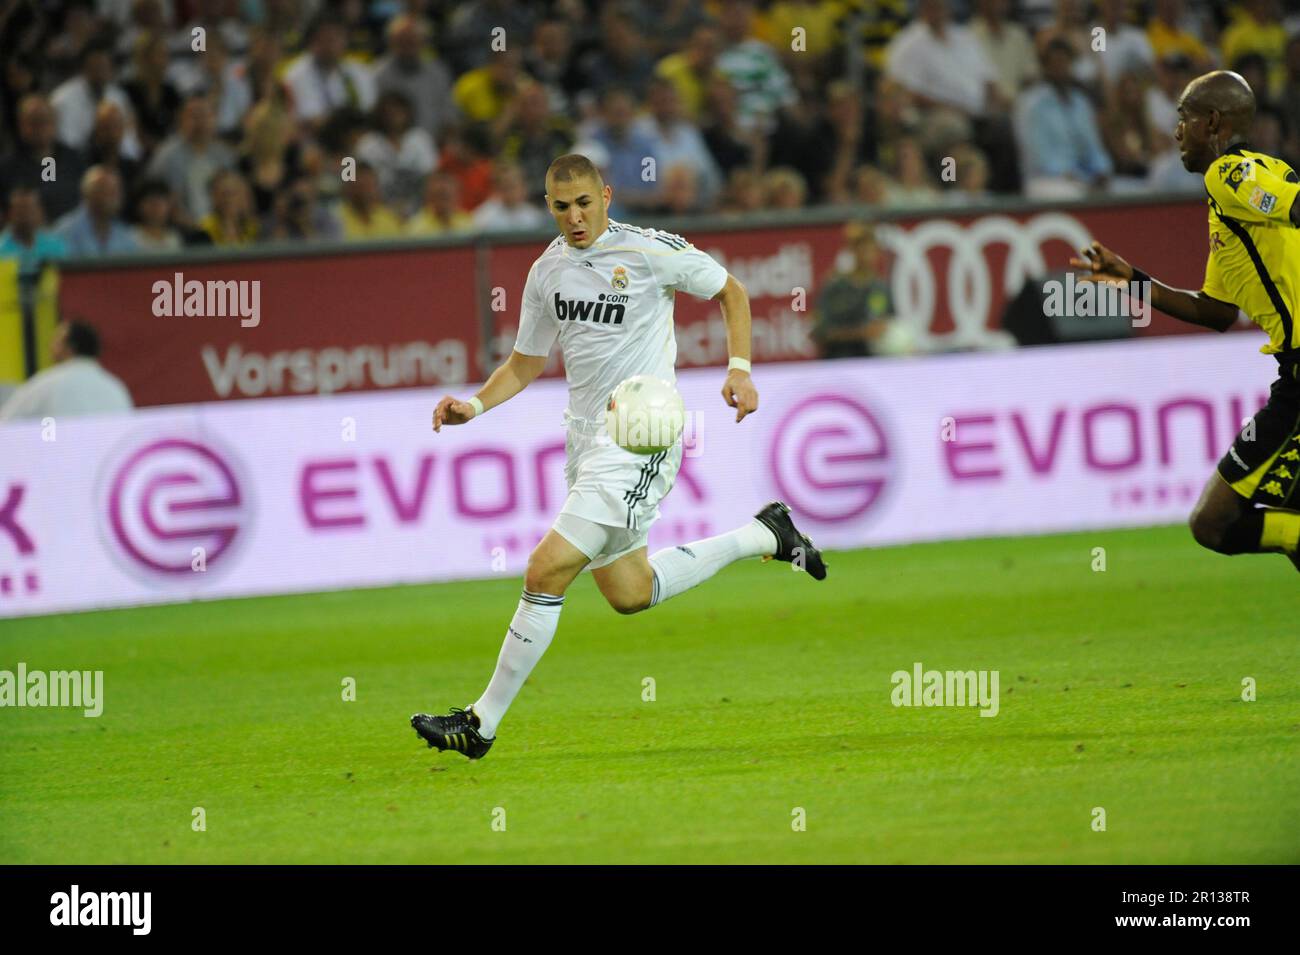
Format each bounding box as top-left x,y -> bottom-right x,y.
471,590 -> 564,739
649,520 -> 777,607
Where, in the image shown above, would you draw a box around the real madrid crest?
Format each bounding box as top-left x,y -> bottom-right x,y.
611,266 -> 628,291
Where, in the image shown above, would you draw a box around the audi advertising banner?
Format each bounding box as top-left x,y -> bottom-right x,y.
0,333 -> 1276,619
56,199 -> 1222,408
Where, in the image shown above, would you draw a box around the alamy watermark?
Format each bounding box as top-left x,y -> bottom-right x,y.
1043,273 -> 1150,328
151,272 -> 261,327
891,662 -> 999,717
0,663 -> 103,717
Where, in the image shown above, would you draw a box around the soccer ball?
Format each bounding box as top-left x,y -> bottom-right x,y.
605,375 -> 685,455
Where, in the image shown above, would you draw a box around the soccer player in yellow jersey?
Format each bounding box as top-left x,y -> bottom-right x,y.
1072,70 -> 1300,571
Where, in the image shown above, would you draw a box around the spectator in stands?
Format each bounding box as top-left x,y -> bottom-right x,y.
715,0 -> 797,136
655,22 -> 724,124
445,0 -> 536,75
407,169 -> 474,236
1146,51 -> 1195,149
950,144 -> 994,204
472,162 -> 547,232
524,17 -> 584,116
113,0 -> 171,64
242,27 -> 286,104
835,0 -> 912,74
122,31 -> 180,153
499,82 -> 575,202
577,5 -> 657,101
820,81 -> 872,206
373,14 -> 458,141
0,319 -> 133,422
1092,0 -> 1156,94
1281,36 -> 1300,166
0,187 -> 66,278
719,167 -> 764,216
1101,68 -> 1162,185
239,93 -> 303,220
886,136 -> 942,207
1146,0 -> 1213,72
171,29 -> 253,140
884,0 -> 1019,191
1232,52 -> 1276,112
357,90 -> 437,217
885,0 -> 1002,136
700,75 -> 757,181
129,179 -> 181,252
339,162 -> 403,240
574,86 -> 660,212
0,95 -> 87,223
55,165 -> 137,257
650,164 -> 703,217
45,6 -> 107,97
147,94 -> 237,225
283,14 -> 376,127
762,167 -> 807,210
850,165 -> 893,205
648,0 -> 711,59
635,78 -> 722,211
86,101 -> 140,186
971,0 -> 1040,104
437,124 -> 494,211
198,168 -> 258,246
1220,0 -> 1286,98
0,53 -> 42,157
266,176 -> 342,243
1014,37 -> 1112,199
453,47 -> 526,126
1037,0 -> 1100,93
813,221 -> 896,360
50,41 -> 141,158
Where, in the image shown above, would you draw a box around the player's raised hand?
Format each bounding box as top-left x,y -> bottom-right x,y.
1070,241 -> 1135,284
432,395 -> 476,432
722,369 -> 758,423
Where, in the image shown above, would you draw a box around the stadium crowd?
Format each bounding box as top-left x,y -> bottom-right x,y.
1,0 -> 1299,262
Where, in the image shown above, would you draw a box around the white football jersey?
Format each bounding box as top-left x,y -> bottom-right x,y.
513,219 -> 729,423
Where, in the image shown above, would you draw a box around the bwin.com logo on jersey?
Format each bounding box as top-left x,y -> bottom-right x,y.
553,292 -> 627,325
611,266 -> 629,290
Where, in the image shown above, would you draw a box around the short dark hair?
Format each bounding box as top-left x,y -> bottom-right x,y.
63,320 -> 101,358
546,153 -> 604,187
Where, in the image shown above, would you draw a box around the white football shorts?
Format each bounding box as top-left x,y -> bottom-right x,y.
553,414 -> 683,570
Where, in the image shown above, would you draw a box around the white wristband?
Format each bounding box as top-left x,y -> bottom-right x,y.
467,396 -> 485,417
728,357 -> 752,373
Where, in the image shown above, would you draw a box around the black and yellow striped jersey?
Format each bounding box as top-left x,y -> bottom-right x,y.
1202,144 -> 1300,359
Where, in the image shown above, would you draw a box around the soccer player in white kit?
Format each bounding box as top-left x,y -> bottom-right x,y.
412,154 -> 826,759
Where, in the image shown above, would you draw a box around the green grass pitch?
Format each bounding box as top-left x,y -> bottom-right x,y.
1,524 -> 1297,864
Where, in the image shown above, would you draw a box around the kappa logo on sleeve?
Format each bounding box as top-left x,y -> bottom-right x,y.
1248,186 -> 1277,214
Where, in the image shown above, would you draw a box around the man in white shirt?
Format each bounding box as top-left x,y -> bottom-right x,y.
885,0 -> 1002,119
411,153 -> 827,759
470,163 -> 548,232
0,321 -> 133,422
50,43 -> 142,159
282,14 -> 376,127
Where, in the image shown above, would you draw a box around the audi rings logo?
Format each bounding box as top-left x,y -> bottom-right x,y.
880,212 -> 1093,345
101,437 -> 251,578
769,394 -> 894,523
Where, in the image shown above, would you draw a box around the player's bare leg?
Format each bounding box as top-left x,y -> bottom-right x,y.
593,502 -> 827,616
411,530 -> 590,757
591,547 -> 654,614
1188,472 -> 1300,568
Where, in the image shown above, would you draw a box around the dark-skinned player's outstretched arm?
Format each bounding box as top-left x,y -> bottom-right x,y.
1069,242 -> 1239,332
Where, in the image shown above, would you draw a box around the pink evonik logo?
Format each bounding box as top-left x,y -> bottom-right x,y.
769,394 -> 893,523
106,438 -> 249,576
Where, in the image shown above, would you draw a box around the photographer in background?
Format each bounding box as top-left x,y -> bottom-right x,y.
0,319 -> 132,421
813,221 -> 900,359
